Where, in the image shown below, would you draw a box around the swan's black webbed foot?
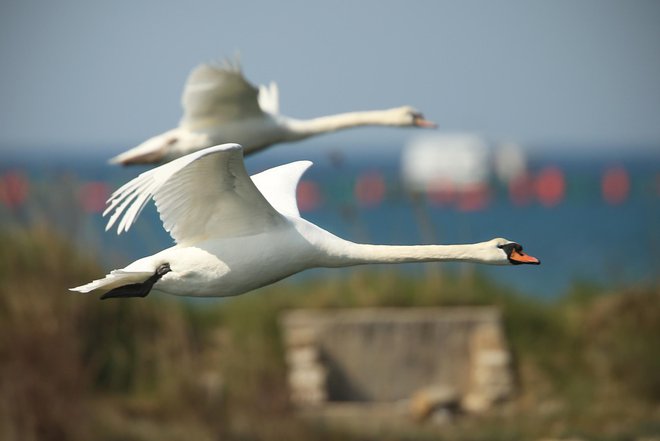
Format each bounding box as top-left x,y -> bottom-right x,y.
101,263 -> 171,300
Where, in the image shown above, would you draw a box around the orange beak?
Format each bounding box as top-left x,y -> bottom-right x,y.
413,115 -> 438,128
510,249 -> 540,265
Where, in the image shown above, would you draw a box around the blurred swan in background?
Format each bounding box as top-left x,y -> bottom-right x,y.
74,144 -> 539,299
110,60 -> 436,165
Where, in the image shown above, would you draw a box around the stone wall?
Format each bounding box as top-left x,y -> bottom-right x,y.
280,307 -> 514,419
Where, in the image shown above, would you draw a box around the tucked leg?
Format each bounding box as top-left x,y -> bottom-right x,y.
101,263 -> 171,300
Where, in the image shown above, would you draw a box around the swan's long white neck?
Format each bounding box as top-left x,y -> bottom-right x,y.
285,108 -> 408,140
319,239 -> 502,267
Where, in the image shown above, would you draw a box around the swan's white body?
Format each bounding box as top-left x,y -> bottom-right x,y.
110,61 -> 435,165
73,144 -> 538,298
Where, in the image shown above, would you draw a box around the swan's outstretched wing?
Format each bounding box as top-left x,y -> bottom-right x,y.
104,144 -> 285,245
180,61 -> 266,130
251,161 -> 312,218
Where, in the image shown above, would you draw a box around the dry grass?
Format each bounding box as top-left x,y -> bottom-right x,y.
1,226 -> 659,440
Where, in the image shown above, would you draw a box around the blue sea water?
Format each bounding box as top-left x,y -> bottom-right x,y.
2,146 -> 658,297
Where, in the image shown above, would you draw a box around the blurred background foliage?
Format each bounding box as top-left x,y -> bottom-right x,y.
1,226 -> 658,441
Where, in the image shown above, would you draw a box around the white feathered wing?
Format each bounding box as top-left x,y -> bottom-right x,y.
72,144 -> 312,294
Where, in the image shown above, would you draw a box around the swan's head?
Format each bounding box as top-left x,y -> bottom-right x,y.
392,106 -> 437,128
486,238 -> 541,265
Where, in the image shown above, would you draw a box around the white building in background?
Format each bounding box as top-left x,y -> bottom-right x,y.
493,141 -> 527,184
401,134 -> 528,194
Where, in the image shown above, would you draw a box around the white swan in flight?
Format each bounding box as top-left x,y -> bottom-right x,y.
73,144 -> 539,299
109,60 -> 437,165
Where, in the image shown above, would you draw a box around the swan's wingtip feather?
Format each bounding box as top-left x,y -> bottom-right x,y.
102,203 -> 115,216
200,55 -> 242,74
291,160 -> 314,173
105,213 -> 119,232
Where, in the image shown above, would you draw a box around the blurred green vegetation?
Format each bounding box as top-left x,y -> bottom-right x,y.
1,227 -> 659,441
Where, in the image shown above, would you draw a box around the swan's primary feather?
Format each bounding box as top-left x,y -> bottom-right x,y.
104,144 -> 285,245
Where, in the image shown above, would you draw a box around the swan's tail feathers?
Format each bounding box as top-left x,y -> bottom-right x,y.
69,270 -> 153,295
109,132 -> 177,166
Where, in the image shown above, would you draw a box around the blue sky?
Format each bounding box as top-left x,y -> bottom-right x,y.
2,0 -> 659,157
